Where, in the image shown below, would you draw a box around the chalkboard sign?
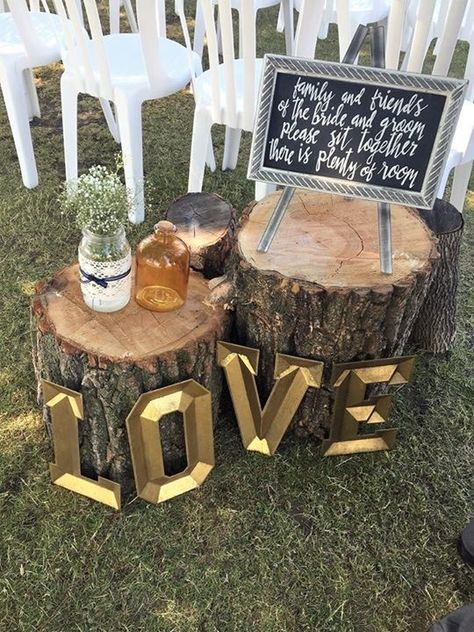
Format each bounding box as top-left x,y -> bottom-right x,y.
248,55 -> 466,209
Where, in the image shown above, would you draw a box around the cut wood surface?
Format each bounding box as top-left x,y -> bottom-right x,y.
167,192 -> 236,278
238,189 -> 436,287
34,263 -> 226,362
32,262 -> 232,487
233,189 -> 439,440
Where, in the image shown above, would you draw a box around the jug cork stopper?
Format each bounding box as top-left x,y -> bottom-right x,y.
154,220 -> 177,233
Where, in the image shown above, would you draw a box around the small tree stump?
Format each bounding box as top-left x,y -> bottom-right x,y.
410,199 -> 464,354
232,190 -> 439,439
167,192 -> 236,278
32,263 -> 232,489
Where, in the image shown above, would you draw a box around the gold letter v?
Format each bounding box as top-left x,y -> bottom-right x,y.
217,342 -> 323,455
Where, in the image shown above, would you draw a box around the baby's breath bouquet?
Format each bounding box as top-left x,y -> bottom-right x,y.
61,165 -> 132,313
61,165 -> 130,235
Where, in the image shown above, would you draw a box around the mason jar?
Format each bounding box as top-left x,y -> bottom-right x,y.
78,227 -> 132,313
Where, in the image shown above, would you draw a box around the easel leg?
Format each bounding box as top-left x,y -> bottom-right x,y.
378,202 -> 393,274
257,187 -> 295,253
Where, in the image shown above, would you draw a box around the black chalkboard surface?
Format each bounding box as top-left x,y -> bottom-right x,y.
264,73 -> 446,192
249,56 -> 466,209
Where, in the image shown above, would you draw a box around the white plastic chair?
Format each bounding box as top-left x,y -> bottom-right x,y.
284,0 -> 390,61
386,0 -> 474,210
186,0 -> 321,198
109,0 -> 138,34
1,0 -> 65,187
194,0 -> 294,58
186,0 -> 272,198
53,0 -> 201,223
398,0 -> 474,61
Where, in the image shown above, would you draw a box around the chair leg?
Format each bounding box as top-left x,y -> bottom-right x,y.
61,74 -> 79,182
188,109 -> 213,193
23,69 -> 40,120
206,132 -> 216,172
222,127 -> 241,171
115,94 -> 144,224
255,182 -> 276,201
0,65 -> 38,188
450,161 -> 473,212
99,98 -> 120,143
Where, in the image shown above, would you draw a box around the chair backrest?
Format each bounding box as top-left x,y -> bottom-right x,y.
386,0 -> 473,88
462,1 -> 474,100
51,0 -> 170,101
386,0 -> 474,100
385,0 -> 474,205
405,0 -> 440,72
385,0 -> 408,70
192,0 -> 258,129
51,0 -> 112,98
2,0 -> 39,9
460,0 -> 474,42
5,0 -> 60,63
294,0 -> 325,58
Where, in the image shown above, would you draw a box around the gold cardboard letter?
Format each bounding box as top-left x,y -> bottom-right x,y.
126,380 -> 214,504
42,380 -> 121,509
217,342 -> 323,455
321,356 -> 416,456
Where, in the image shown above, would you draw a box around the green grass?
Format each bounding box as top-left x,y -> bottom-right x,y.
0,4 -> 473,631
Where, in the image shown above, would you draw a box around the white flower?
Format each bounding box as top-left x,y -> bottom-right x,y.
60,165 -> 131,235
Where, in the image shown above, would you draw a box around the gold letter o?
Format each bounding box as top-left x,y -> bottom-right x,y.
126,379 -> 214,503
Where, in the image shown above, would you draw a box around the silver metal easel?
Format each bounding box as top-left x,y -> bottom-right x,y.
257,24 -> 393,275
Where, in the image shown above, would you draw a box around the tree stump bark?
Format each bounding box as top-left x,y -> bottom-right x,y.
32,263 -> 232,489
410,199 -> 464,354
167,192 -> 236,278
232,190 -> 439,439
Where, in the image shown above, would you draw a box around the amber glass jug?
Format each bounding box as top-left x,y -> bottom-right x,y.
135,221 -> 190,312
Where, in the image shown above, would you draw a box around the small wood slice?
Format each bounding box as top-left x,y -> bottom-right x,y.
32,262 -> 232,488
233,189 -> 439,438
167,192 -> 236,278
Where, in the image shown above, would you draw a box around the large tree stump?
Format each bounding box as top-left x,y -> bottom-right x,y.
232,190 -> 439,439
32,263 -> 232,489
167,192 -> 236,278
410,199 -> 464,354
